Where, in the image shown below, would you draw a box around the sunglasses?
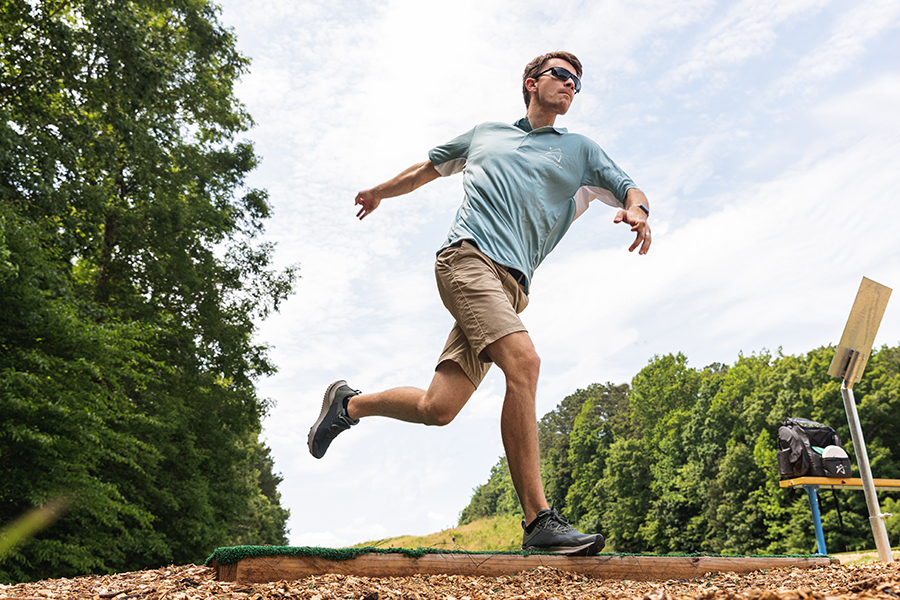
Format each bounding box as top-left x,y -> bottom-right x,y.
537,66 -> 581,94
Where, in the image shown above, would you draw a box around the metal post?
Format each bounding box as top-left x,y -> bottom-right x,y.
840,350 -> 893,562
802,484 -> 828,555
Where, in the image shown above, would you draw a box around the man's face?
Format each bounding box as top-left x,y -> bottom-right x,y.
529,58 -> 579,115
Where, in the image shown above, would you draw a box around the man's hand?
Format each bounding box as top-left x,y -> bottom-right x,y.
614,188 -> 651,255
355,190 -> 381,220
353,161 -> 441,221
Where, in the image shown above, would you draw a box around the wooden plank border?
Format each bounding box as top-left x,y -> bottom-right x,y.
212,553 -> 838,583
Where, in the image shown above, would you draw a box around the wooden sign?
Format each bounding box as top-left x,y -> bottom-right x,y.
828,277 -> 892,383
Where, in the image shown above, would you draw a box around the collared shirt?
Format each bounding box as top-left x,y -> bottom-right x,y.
428,117 -> 635,293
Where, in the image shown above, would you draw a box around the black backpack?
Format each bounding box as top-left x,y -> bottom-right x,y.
777,417 -> 849,479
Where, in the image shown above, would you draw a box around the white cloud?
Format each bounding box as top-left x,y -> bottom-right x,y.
217,0 -> 900,547
296,517 -> 390,548
812,73 -> 900,130
663,0 -> 831,89
773,0 -> 900,98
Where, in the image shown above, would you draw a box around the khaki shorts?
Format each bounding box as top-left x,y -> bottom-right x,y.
434,240 -> 529,387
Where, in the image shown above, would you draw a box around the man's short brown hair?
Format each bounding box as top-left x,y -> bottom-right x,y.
522,51 -> 583,108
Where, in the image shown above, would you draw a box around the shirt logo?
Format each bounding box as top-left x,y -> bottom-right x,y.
540,147 -> 564,169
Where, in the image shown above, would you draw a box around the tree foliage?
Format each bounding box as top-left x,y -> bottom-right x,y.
1,0 -> 295,583
459,345 -> 900,554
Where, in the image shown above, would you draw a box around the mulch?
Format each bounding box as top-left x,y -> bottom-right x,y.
2,560 -> 900,599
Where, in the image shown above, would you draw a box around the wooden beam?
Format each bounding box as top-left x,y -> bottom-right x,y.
212,553 -> 838,583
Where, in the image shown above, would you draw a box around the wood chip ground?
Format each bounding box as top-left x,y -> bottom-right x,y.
2,560 -> 900,600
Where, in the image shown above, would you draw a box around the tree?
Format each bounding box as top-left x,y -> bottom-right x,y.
460,344 -> 900,555
1,0 -> 295,581
563,383 -> 630,532
458,457 -> 519,525
540,383 -> 628,515
600,438 -> 653,552
1,208 -> 167,581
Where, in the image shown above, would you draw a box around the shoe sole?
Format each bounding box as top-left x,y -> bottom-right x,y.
523,534 -> 605,557
307,380 -> 346,458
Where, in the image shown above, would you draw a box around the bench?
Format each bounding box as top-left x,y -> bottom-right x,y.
780,477 -> 900,554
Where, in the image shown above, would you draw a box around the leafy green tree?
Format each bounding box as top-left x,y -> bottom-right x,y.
629,353 -> 701,443
1,0 -> 294,582
0,208 -> 165,581
542,384 -> 629,514
460,336 -> 900,555
600,437 -> 653,552
226,438 -> 291,546
460,383 -> 629,527
458,457 -> 519,525
853,346 -> 900,479
563,383 -> 630,532
537,387 -> 589,514
631,354 -> 704,552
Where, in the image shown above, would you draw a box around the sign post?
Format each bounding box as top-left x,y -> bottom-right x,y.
828,277 -> 893,562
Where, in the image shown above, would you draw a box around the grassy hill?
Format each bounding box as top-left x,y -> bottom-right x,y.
353,515 -> 522,552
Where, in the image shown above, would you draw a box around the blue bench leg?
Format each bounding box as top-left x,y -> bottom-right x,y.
803,484 -> 827,555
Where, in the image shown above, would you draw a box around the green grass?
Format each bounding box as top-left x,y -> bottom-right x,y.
353,515 -> 523,552
356,515 -> 898,559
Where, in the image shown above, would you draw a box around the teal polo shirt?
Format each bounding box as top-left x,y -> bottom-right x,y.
429,117 -> 635,293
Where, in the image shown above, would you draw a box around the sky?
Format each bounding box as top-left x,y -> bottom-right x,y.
213,0 -> 900,547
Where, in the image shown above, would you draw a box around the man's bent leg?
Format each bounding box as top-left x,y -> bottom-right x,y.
308,361 -> 475,459
347,360 -> 476,426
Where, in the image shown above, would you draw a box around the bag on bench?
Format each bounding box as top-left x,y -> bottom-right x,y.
777,417 -> 850,479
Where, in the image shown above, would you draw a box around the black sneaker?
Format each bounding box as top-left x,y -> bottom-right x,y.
308,380 -> 361,459
521,509 -> 605,556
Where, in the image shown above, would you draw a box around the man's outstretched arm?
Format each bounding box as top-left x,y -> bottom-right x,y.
613,188 -> 652,255
355,160 -> 441,220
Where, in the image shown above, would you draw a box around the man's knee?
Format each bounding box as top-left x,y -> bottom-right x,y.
419,360 -> 475,426
489,333 -> 541,386
514,349 -> 541,385
420,400 -> 459,427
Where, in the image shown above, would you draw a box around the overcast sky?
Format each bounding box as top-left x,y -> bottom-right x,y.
214,0 -> 900,547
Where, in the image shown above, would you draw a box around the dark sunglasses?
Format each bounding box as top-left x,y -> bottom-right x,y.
537,66 -> 581,93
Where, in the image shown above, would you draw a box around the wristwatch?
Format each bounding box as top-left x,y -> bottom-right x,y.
636,203 -> 650,216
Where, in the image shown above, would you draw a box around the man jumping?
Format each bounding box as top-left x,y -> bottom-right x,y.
308,51 -> 652,556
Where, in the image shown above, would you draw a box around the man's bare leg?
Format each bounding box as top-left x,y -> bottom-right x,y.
308,361 -> 474,459
482,331 -> 549,526
345,332 -> 549,523
346,360 -> 476,426
483,331 -> 604,555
